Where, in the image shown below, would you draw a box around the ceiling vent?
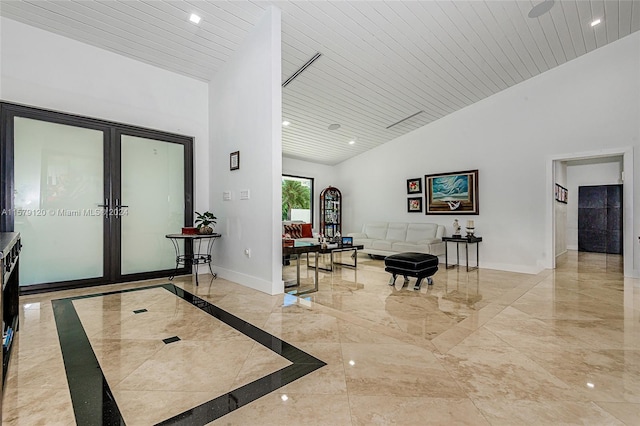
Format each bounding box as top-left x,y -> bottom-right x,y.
385,111 -> 425,129
282,52 -> 322,88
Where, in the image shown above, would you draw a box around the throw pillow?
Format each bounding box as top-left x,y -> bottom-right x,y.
301,223 -> 313,238
283,224 -> 302,239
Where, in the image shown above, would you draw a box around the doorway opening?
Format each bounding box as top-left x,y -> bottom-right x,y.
547,147 -> 635,278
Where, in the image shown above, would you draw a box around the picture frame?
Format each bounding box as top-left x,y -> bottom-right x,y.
341,236 -> 353,245
407,197 -> 423,213
555,183 -> 568,204
425,169 -> 479,215
230,151 -> 240,171
407,178 -> 422,194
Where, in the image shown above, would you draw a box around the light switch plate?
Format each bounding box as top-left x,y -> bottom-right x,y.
240,189 -> 250,200
223,191 -> 232,201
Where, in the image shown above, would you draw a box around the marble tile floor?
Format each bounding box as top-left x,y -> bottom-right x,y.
2,250 -> 640,425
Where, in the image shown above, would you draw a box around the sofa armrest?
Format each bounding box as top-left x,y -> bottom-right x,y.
348,232 -> 367,239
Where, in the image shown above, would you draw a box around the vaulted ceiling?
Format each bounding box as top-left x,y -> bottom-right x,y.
2,1 -> 639,165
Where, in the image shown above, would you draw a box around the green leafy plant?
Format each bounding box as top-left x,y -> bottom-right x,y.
282,179 -> 310,220
195,211 -> 217,229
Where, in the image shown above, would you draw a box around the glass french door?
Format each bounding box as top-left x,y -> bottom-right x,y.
118,132 -> 185,276
2,103 -> 193,291
13,117 -> 107,286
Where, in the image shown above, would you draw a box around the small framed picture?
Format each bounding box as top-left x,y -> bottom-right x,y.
555,183 -> 568,204
341,236 -> 353,245
230,151 -> 240,171
407,197 -> 422,212
407,178 -> 422,194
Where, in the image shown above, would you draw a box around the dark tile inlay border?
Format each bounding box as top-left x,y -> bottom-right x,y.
133,308 -> 148,314
52,284 -> 326,426
52,296 -> 125,425
162,336 -> 181,344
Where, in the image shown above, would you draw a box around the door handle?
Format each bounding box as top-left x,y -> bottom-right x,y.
114,199 -> 129,208
114,199 -> 129,217
97,198 -> 109,208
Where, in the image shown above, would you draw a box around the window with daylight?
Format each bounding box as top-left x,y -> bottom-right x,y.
282,175 -> 314,225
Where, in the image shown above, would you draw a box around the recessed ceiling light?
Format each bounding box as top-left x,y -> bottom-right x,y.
189,13 -> 201,24
348,140 -> 355,145
591,18 -> 601,27
328,123 -> 341,131
282,121 -> 290,126
528,0 -> 555,19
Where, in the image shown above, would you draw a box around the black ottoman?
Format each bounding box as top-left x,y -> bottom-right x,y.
385,252 -> 439,290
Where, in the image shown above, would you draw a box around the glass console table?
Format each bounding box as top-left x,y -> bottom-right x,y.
166,233 -> 221,285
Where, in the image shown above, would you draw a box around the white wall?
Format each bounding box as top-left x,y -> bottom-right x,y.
208,7 -> 282,294
0,17 -> 210,213
566,159 -> 623,250
554,161 -> 568,256
335,32 -> 640,275
283,157 -> 334,232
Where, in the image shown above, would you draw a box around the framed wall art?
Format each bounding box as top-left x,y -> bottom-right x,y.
407,197 -> 422,213
555,183 -> 568,204
425,169 -> 479,214
230,151 -> 240,171
407,178 -> 422,194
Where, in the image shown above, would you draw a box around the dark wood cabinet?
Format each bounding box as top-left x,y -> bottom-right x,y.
1,232 -> 21,390
320,186 -> 341,238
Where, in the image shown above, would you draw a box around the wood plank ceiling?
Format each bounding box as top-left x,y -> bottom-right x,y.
1,1 -> 639,165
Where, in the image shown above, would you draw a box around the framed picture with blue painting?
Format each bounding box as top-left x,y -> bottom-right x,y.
425,169 -> 479,214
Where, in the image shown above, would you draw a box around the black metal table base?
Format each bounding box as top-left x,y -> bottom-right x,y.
306,244 -> 364,272
166,233 -> 221,286
443,236 -> 482,272
169,254 -> 217,286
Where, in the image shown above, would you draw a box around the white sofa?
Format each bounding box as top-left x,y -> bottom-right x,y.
347,222 -> 445,257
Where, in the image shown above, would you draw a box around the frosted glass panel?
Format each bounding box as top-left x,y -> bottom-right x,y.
120,135 -> 184,274
14,117 -> 104,285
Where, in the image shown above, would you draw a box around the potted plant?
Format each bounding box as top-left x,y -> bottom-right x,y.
195,211 -> 217,234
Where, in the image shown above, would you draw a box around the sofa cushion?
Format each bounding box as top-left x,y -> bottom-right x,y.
371,240 -> 396,251
391,242 -> 432,253
386,223 -> 408,241
362,222 -> 388,240
405,223 -> 439,243
353,238 -> 375,249
348,232 -> 368,239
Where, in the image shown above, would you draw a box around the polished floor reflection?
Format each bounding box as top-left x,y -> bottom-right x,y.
3,250 -> 640,425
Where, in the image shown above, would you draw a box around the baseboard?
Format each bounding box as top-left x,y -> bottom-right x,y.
197,265 -> 282,295
473,261 -> 543,275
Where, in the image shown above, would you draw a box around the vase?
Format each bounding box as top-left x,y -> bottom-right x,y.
199,225 -> 213,235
